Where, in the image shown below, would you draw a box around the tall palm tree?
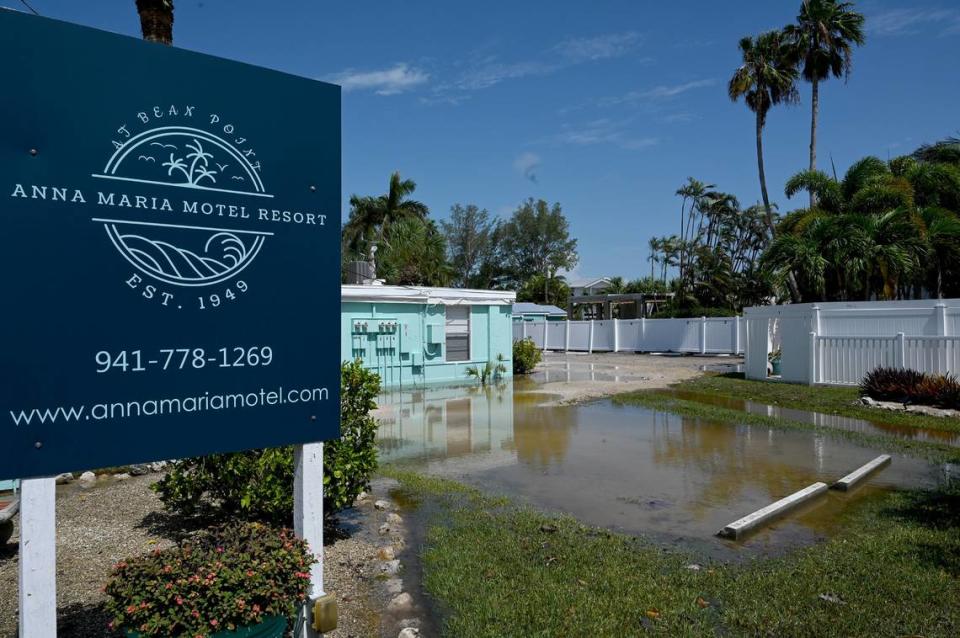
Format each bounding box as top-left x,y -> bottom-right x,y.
729,30 -> 799,238
675,178 -> 714,279
342,171 -> 428,258
785,0 -> 865,204
135,0 -> 174,45
647,237 -> 659,279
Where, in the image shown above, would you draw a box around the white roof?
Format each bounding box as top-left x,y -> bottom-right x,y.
512,302 -> 567,316
567,276 -> 612,289
341,284 -> 516,306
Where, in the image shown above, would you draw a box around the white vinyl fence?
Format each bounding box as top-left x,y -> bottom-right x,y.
815,334 -> 960,385
513,316 -> 745,355
744,299 -> 960,386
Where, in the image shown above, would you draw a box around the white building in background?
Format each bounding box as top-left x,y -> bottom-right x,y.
568,277 -> 613,297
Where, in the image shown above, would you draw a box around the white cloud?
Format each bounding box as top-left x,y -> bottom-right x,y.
868,7 -> 960,36
630,79 -> 717,100
554,32 -> 641,62
662,112 -> 698,124
454,59 -> 556,91
551,119 -> 658,150
431,32 -> 646,103
327,63 -> 429,95
597,79 -> 717,108
513,152 -> 542,183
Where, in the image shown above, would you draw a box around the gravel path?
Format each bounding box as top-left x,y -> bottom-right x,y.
526,352 -> 739,404
0,474 -> 381,638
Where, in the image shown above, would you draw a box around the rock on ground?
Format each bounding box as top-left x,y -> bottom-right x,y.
387,592 -> 414,613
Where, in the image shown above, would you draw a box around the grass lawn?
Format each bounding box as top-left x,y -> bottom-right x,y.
385,469 -> 960,638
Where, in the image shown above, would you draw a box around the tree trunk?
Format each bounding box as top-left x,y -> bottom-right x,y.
808,75 -> 819,208
757,111 -> 803,303
544,268 -> 550,304
136,0 -> 174,45
678,200 -> 686,280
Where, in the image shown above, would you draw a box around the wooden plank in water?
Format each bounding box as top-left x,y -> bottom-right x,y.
717,482 -> 828,540
831,455 -> 892,492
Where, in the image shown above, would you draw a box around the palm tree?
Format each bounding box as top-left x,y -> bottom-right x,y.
920,207 -> 960,298
675,178 -> 715,279
342,171 -> 428,258
785,0 -> 865,204
729,30 -> 799,238
135,0 -> 174,45
607,276 -> 626,294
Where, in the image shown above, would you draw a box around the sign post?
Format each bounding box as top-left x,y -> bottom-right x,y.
1,9 -> 341,636
294,443 -> 325,638
18,478 -> 57,638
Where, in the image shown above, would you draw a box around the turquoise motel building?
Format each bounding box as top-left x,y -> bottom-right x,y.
341,285 -> 517,388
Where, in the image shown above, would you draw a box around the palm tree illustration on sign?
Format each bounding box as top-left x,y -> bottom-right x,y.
162,139 -> 218,186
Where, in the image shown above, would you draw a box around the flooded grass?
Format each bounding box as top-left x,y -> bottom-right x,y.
675,373 -> 960,436
384,468 -> 960,638
615,389 -> 960,462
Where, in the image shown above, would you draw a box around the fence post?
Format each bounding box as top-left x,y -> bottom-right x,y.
812,305 -> 822,334
542,321 -> 549,352
743,317 -> 750,363
808,331 -> 817,385
588,320 -> 595,354
895,332 -> 906,369
936,303 -> 948,336
564,320 -> 570,352
613,319 -> 619,353
521,321 -> 527,341
700,316 -> 707,355
734,315 -> 741,354
640,316 -> 646,352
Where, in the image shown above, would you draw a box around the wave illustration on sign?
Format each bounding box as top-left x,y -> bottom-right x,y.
92,126 -> 271,199
97,219 -> 270,287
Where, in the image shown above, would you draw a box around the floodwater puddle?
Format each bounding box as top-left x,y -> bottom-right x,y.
520,360 -> 651,385
375,382 -> 952,559
665,389 -> 960,448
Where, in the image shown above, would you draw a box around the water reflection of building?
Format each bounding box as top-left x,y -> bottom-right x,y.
375,384 -> 515,464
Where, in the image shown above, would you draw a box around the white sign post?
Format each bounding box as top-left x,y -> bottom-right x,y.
18,478 -> 57,638
294,442 -> 325,638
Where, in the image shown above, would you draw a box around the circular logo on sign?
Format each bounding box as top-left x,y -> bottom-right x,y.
92,119 -> 272,293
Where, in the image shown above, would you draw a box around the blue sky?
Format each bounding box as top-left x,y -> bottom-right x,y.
13,0 -> 960,280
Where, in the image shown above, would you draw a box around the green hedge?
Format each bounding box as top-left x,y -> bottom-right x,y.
153,360 -> 381,524
512,337 -> 542,375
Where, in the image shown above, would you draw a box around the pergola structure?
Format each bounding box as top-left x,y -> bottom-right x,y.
568,292 -> 675,320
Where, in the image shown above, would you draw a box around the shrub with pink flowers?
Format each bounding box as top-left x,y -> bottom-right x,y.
103,522 -> 316,637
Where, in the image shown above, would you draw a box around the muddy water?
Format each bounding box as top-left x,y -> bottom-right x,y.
375,383 -> 949,558
666,389 -> 960,447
